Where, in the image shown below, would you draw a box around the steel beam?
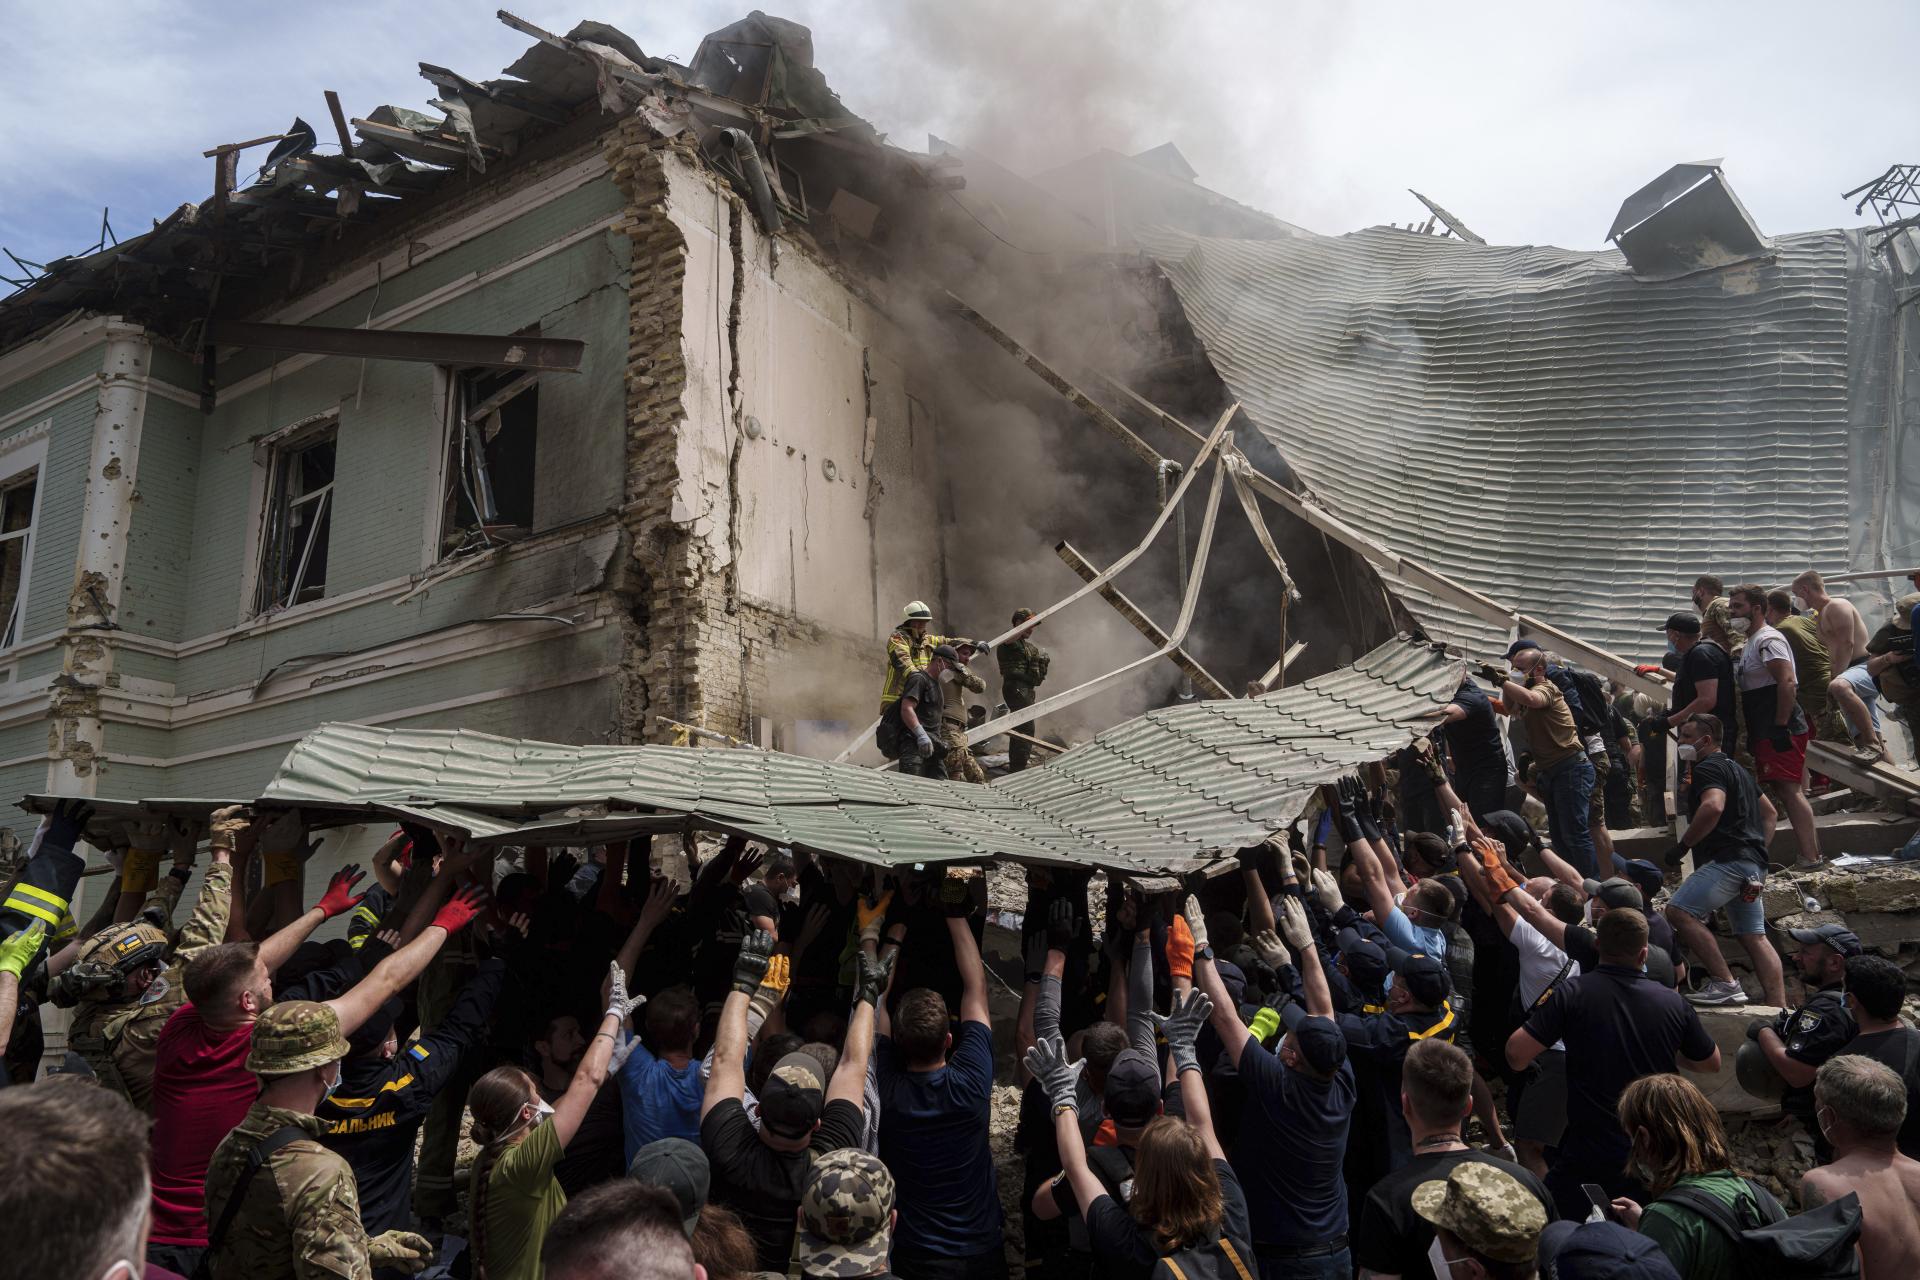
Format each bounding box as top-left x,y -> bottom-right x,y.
1055,540 -> 1232,699
208,320 -> 584,371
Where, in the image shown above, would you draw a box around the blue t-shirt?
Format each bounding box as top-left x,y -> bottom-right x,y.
876,1020 -> 1001,1256
1231,1034 -> 1355,1247
618,1042 -> 704,1162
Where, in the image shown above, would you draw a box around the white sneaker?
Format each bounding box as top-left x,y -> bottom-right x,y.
1687,978 -> 1749,1006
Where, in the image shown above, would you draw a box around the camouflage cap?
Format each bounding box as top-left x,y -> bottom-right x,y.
797,1148 -> 895,1278
246,1000 -> 350,1076
1411,1160 -> 1547,1264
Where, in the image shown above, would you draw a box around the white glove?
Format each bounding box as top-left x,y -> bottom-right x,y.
1309,868 -> 1342,914
1277,896 -> 1314,953
606,961 -> 646,1022
1183,895 -> 1211,954
913,729 -> 935,759
1249,928 -> 1289,970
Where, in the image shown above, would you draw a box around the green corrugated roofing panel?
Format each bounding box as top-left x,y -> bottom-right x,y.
225,635 -> 1464,875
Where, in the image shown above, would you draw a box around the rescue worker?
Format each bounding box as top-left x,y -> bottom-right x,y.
1753,921 -> 1861,1163
879,600 -> 961,715
0,797 -> 93,961
940,640 -> 989,784
203,1000 -> 435,1280
995,608 -> 1050,772
50,807 -> 239,1109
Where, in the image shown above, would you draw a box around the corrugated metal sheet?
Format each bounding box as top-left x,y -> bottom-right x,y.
1145,225 -> 1897,658
201,635 -> 1462,876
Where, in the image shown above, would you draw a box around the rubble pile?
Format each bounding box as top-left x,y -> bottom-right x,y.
1725,1114 -> 1816,1201
1763,858 -> 1920,979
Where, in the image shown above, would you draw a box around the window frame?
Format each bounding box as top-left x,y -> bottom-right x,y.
0,422 -> 48,652
433,364 -> 542,561
245,410 -> 340,619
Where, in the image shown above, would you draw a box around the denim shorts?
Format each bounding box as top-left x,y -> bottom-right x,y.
1668,857 -> 1766,934
1835,663 -> 1883,730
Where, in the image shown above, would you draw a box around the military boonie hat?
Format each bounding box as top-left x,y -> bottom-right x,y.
798,1147 -> 895,1278
760,1051 -> 826,1139
246,1000 -> 350,1076
1412,1160 -> 1548,1264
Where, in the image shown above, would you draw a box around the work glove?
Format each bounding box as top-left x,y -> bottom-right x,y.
606,961 -> 647,1023
1276,896 -> 1315,954
1022,930 -> 1049,985
856,890 -> 894,946
1287,821 -> 1308,858
1746,1016 -> 1770,1042
1309,868 -> 1343,914
1152,988 -> 1214,1075
430,884 -> 488,934
1235,842 -> 1267,872
1477,662 -> 1506,687
1327,778 -> 1364,844
1024,1034 -> 1084,1114
1765,724 -> 1794,752
208,804 -> 254,853
1643,712 -> 1670,736
913,728 -> 934,759
1046,897 -> 1076,950
1249,928 -> 1289,970
258,808 -> 306,854
1166,912 -> 1195,981
1248,1005 -> 1283,1043
1182,894 -> 1211,957
314,865 -> 368,920
368,1230 -> 435,1274
759,954 -> 792,997
732,928 -> 774,995
855,947 -> 896,1007
45,797 -> 96,848
1662,841 -> 1691,869
0,921 -> 47,979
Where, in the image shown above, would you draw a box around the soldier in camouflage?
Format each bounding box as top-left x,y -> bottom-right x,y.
1412,1159 -> 1549,1273
797,1147 -> 901,1279
203,1000 -> 433,1280
940,641 -> 990,784
995,608 -> 1050,773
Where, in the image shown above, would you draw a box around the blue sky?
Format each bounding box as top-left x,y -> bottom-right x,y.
5,1 -> 1919,275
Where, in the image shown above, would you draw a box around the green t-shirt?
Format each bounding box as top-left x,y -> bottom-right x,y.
482,1116 -> 568,1280
1641,1172 -> 1754,1280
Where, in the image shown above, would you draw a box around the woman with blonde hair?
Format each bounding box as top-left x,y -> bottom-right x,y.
469,962 -> 635,1280
1610,1072 -> 1776,1280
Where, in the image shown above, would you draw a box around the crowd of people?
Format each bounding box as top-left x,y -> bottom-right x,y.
2,571 -> 1920,1280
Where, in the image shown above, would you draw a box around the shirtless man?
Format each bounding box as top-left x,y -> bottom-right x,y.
1796,571 -> 1886,760
1801,1054 -> 1920,1279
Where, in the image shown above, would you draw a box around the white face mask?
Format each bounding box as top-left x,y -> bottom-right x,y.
99,1262 -> 140,1280
1429,1236 -> 1463,1277
1730,616 -> 1752,635
1677,743 -> 1698,762
938,668 -> 955,684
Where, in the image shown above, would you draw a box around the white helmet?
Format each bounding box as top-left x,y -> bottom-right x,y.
901,600 -> 932,623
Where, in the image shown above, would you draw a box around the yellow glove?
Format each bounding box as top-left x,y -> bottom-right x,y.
368,1230 -> 434,1274
857,890 -> 893,945
0,921 -> 47,979
760,953 -> 791,995
263,851 -> 302,887
207,805 -> 254,853
120,847 -> 161,895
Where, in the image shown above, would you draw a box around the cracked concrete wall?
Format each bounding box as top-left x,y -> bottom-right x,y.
609,126 -> 952,744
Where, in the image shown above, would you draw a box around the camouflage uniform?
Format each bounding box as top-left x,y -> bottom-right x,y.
796,1147 -> 897,1279
1701,595 -> 1741,658
940,663 -> 988,785
994,637 -> 1050,772
63,860 -> 231,1110
879,626 -> 957,713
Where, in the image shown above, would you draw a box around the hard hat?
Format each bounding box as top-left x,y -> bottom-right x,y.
1734,1039 -> 1786,1102
901,601 -> 932,623
247,1000 -> 351,1076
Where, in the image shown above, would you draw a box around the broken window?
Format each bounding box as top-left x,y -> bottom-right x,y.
0,469 -> 37,647
440,366 -> 539,555
254,423 -> 337,614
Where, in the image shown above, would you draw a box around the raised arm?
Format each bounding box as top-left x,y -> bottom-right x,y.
1026,1035 -> 1108,1218
258,864 -> 369,975
613,877 -> 677,980
703,928 -> 771,1118
556,974 -> 624,1150
1155,988 -> 1225,1160
1193,947 -> 1252,1068
370,831 -> 408,894
828,940 -> 894,1108
944,878 -> 990,1027
323,885 -> 482,1036
1241,844 -> 1278,934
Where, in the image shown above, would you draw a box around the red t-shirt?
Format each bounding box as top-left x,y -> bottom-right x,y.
148,1003 -> 257,1245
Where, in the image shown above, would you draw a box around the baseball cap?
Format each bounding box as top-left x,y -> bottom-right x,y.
628,1138 -> 709,1239
1335,929 -> 1390,996
797,1147 -> 896,1278
1582,877 -> 1645,912
1384,944 -> 1451,1008
1102,1049 -> 1163,1128
1538,1219 -> 1682,1280
1787,923 -> 1864,958
1616,859 -> 1665,911
1279,1003 -> 1349,1074
930,643 -> 961,663
1212,959 -> 1248,1009
760,1051 -> 827,1139
1505,638 -> 1543,658
1412,1160 -> 1548,1265
1660,612 -> 1702,635
346,996 -> 404,1058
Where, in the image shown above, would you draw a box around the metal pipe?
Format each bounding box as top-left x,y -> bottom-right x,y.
722,128 -> 784,237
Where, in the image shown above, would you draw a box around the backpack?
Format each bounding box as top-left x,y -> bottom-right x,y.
1562,664 -> 1612,739
1658,1179 -> 1861,1279
1152,1235 -> 1256,1280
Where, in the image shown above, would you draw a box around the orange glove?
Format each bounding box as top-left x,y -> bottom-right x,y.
1471,837 -> 1521,898
1166,912 -> 1195,981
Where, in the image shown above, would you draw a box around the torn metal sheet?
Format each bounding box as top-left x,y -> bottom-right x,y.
1611,165 -> 1769,281
1407,190 -> 1485,245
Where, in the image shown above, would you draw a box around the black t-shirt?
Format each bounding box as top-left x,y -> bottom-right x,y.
702,1096 -> 865,1272
1673,641 -> 1737,741
1231,1035 -> 1355,1246
887,669 -> 943,734
1686,752 -> 1770,867
1778,986 -> 1857,1122
1084,1159 -> 1252,1280
741,883 -> 780,928
1522,965 -> 1716,1172
1354,1149 -> 1555,1276
1444,679 -> 1506,784
1846,1026 -> 1920,1158
1563,920 -> 1678,987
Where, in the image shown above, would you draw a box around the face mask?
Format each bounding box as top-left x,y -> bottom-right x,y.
321,1067 -> 341,1102
1730,617 -> 1752,635
99,1262 -> 140,1280
938,668 -> 954,684
531,1097 -> 555,1122
1428,1236 -> 1463,1277
1677,743 -> 1698,762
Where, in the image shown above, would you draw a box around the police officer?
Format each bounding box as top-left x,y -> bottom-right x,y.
879,601 -> 963,716
51,807 -> 242,1109
204,1000 -> 434,1280
995,608 -> 1050,772
939,641 -> 989,784
1753,921 -> 1861,1161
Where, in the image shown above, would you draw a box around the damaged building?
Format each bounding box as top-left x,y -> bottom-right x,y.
2,7 -> 1919,853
